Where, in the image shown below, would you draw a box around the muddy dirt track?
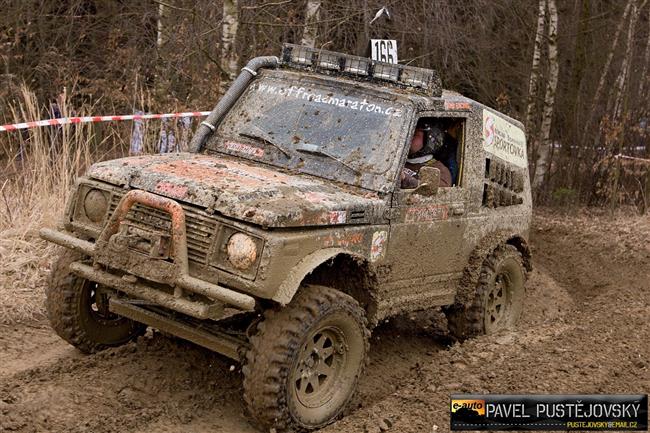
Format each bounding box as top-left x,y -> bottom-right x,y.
1,210 -> 649,433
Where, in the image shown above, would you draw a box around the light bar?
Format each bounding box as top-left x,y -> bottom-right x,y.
280,44 -> 442,96
373,62 -> 400,82
318,51 -> 341,71
289,45 -> 314,66
343,55 -> 371,76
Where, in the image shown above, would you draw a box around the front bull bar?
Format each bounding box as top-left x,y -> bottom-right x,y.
40,190 -> 256,318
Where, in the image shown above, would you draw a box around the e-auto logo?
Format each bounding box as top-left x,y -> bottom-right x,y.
451,399 -> 486,416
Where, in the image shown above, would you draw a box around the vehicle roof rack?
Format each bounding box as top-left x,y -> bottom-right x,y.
280,44 -> 443,97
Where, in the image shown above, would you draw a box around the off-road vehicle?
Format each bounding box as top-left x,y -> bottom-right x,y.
41,44 -> 532,431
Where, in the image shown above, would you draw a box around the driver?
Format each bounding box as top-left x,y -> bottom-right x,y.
401,124 -> 452,189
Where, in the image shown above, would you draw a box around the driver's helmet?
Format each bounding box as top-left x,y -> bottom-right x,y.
409,121 -> 444,160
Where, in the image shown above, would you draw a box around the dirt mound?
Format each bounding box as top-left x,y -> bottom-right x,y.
1,209 -> 649,433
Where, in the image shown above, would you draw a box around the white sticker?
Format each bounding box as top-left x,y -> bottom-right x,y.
370,230 -> 388,262
328,211 -> 347,224
225,141 -> 264,157
482,110 -> 527,168
370,39 -> 398,64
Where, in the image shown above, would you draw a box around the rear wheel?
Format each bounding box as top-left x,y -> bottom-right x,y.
447,244 -> 526,340
45,249 -> 145,353
243,285 -> 369,432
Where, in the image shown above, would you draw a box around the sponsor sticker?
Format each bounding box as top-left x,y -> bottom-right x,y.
405,204 -> 449,223
254,83 -> 403,117
321,232 -> 364,248
451,394 -> 648,431
445,101 -> 472,111
370,230 -> 388,262
328,210 -> 347,224
482,110 -> 527,168
225,141 -> 265,157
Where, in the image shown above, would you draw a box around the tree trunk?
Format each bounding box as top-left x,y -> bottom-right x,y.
642,8 -> 650,214
157,3 -> 166,48
356,0 -> 370,56
525,0 -> 547,135
564,0 -> 590,191
533,0 -> 558,193
638,5 -> 650,99
582,0 -> 632,146
609,0 -> 646,211
610,0 -> 645,120
301,0 -> 321,48
221,0 -> 239,83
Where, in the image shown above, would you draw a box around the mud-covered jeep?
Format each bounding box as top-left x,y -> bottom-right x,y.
41,44 -> 532,431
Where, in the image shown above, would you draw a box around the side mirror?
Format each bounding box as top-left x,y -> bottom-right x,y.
413,166 -> 440,196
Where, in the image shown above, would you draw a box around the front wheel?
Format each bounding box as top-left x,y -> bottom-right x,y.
243,285 -> 369,432
447,244 -> 526,340
45,249 -> 145,353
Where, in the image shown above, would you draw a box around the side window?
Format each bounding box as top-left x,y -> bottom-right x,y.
400,117 -> 465,189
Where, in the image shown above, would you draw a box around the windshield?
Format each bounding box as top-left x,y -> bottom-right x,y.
206,71 -> 411,192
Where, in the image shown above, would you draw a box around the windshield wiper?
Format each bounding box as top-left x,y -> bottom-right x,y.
239,125 -> 291,158
295,143 -> 361,175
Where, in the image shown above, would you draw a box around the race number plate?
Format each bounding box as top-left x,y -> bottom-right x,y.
370,39 -> 398,64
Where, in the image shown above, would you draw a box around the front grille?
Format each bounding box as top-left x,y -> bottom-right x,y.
108,193 -> 217,265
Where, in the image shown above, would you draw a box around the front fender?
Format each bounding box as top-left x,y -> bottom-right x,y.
273,247 -> 364,305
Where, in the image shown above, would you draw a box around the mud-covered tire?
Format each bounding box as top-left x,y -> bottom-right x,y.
243,285 -> 369,432
447,244 -> 526,340
45,249 -> 145,354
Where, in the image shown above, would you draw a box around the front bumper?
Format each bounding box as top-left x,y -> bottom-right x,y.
41,190 -> 256,320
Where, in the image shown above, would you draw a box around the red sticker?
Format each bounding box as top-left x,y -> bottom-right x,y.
404,204 -> 449,222
445,101 -> 471,111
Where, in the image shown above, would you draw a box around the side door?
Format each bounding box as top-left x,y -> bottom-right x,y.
379,115 -> 470,315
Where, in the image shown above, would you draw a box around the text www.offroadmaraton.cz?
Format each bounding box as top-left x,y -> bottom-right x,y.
254,83 -> 404,117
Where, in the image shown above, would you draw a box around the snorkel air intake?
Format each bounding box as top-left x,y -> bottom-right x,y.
189,56 -> 280,153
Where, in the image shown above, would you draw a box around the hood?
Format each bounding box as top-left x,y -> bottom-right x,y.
87,153 -> 386,228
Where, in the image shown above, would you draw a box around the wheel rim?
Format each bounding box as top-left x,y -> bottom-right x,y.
84,281 -> 122,325
293,326 -> 347,409
485,272 -> 511,332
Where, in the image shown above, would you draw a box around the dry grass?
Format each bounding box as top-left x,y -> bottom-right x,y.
0,86 -> 130,324
1,85 -> 197,324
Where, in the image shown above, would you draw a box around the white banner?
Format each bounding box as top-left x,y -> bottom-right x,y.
482,110 -> 527,168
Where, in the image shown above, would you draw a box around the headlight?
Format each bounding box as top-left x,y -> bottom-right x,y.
83,188 -> 109,223
227,233 -> 258,269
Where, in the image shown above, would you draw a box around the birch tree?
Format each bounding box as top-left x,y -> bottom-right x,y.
221,0 -> 239,82
157,3 -> 166,49
609,0 -> 646,120
608,0 -> 647,209
524,0 -> 547,134
301,1 -> 321,48
533,0 -> 558,190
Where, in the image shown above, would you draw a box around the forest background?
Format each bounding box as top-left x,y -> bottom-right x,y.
1,0 -> 649,214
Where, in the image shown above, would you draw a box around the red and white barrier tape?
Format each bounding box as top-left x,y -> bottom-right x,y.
614,153 -> 650,164
0,111 -> 211,132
